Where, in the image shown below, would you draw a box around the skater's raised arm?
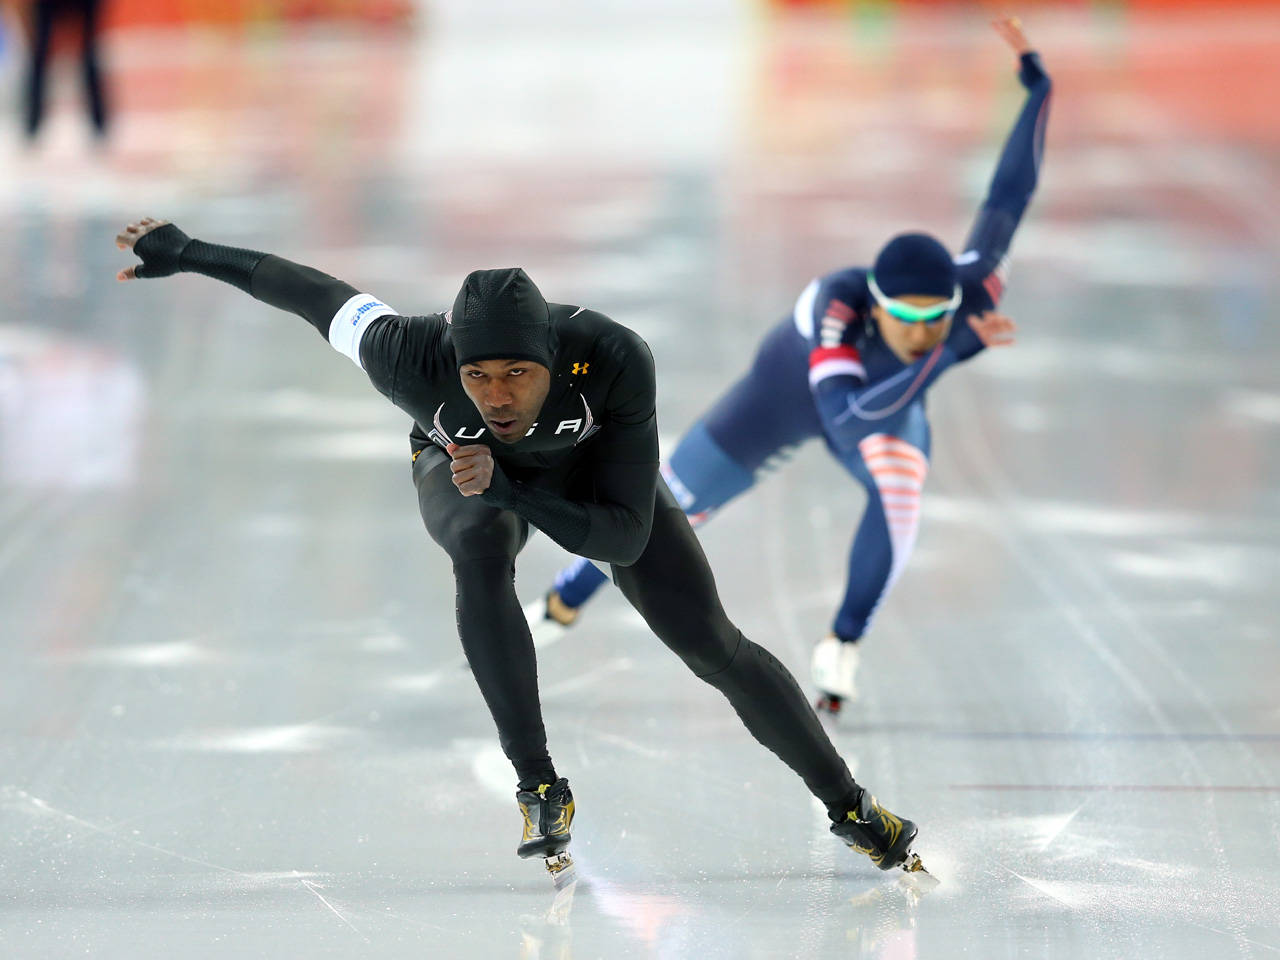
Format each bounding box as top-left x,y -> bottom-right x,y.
956,18 -> 1052,291
115,217 -> 398,353
116,217 -> 424,397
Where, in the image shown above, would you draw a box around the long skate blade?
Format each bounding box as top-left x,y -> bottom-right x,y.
544,852 -> 576,890
898,852 -> 939,891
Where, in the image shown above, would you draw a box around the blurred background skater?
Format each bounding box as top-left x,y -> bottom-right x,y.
21,0 -> 108,141
526,17 -> 1051,716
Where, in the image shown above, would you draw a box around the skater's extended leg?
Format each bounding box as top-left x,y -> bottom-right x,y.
612,486 -> 860,817
813,410 -> 931,710
832,423 -> 931,641
415,447 -> 556,786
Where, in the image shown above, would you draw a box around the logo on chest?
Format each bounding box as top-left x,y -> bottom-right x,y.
428,397 -> 600,448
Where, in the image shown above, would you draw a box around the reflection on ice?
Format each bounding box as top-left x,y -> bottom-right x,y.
0,324 -> 144,489
1223,388 -> 1280,424
1106,543 -> 1269,589
1001,868 -> 1086,910
50,639 -> 218,666
519,879 -> 577,960
579,874 -> 694,952
151,723 -> 357,753
1029,806 -> 1086,853
925,493 -> 1258,539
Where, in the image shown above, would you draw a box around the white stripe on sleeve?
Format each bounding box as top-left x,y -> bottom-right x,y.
327,293 -> 398,368
808,357 -> 866,387
792,279 -> 819,339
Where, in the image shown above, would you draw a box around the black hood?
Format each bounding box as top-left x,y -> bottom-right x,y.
450,267 -> 555,368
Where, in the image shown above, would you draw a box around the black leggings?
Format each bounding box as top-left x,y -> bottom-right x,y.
414,448 -> 860,813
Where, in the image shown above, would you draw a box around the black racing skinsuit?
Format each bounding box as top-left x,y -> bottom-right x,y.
134,225 -> 862,815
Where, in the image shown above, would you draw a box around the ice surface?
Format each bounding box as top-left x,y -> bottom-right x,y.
1,5 -> 1278,958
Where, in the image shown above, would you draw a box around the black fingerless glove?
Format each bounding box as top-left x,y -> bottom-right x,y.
1018,51 -> 1050,91
132,223 -> 191,279
133,224 -> 268,294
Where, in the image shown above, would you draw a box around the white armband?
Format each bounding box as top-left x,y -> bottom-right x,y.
328,294 -> 398,368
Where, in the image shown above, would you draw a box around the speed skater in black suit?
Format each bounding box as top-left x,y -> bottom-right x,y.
115,218 -> 933,884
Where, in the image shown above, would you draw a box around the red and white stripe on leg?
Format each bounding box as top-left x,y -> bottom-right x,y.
857,433 -> 928,597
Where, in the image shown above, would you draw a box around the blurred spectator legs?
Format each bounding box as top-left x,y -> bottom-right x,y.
24,0 -> 108,140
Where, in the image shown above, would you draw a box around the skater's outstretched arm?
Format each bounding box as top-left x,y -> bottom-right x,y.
115,218 -> 393,337
115,217 -> 438,398
449,331 -> 659,566
952,17 -> 1051,350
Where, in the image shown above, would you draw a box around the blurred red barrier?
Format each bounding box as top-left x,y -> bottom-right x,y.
97,0 -> 412,27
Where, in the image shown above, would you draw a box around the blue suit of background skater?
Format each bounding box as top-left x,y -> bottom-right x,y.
527,18 -> 1052,714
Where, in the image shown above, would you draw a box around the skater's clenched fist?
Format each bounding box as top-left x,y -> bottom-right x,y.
447,443 -> 495,496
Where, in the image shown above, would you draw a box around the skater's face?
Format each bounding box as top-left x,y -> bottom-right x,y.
873,296 -> 954,365
459,358 -> 552,443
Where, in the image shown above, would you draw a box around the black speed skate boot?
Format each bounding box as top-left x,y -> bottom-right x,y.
831,789 -> 932,878
516,778 -> 576,888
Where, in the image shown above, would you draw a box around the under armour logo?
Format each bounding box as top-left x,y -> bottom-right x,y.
571,362 -> 589,375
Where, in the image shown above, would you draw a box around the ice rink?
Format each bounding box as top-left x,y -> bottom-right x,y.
1,3 -> 1278,958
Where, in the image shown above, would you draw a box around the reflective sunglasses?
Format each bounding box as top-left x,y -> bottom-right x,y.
867,272 -> 961,324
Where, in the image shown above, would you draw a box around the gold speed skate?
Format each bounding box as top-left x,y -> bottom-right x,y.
831,789 -> 933,879
516,778 -> 576,888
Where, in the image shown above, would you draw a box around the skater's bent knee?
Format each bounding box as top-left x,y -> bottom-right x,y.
452,552 -> 515,578
432,513 -> 523,562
